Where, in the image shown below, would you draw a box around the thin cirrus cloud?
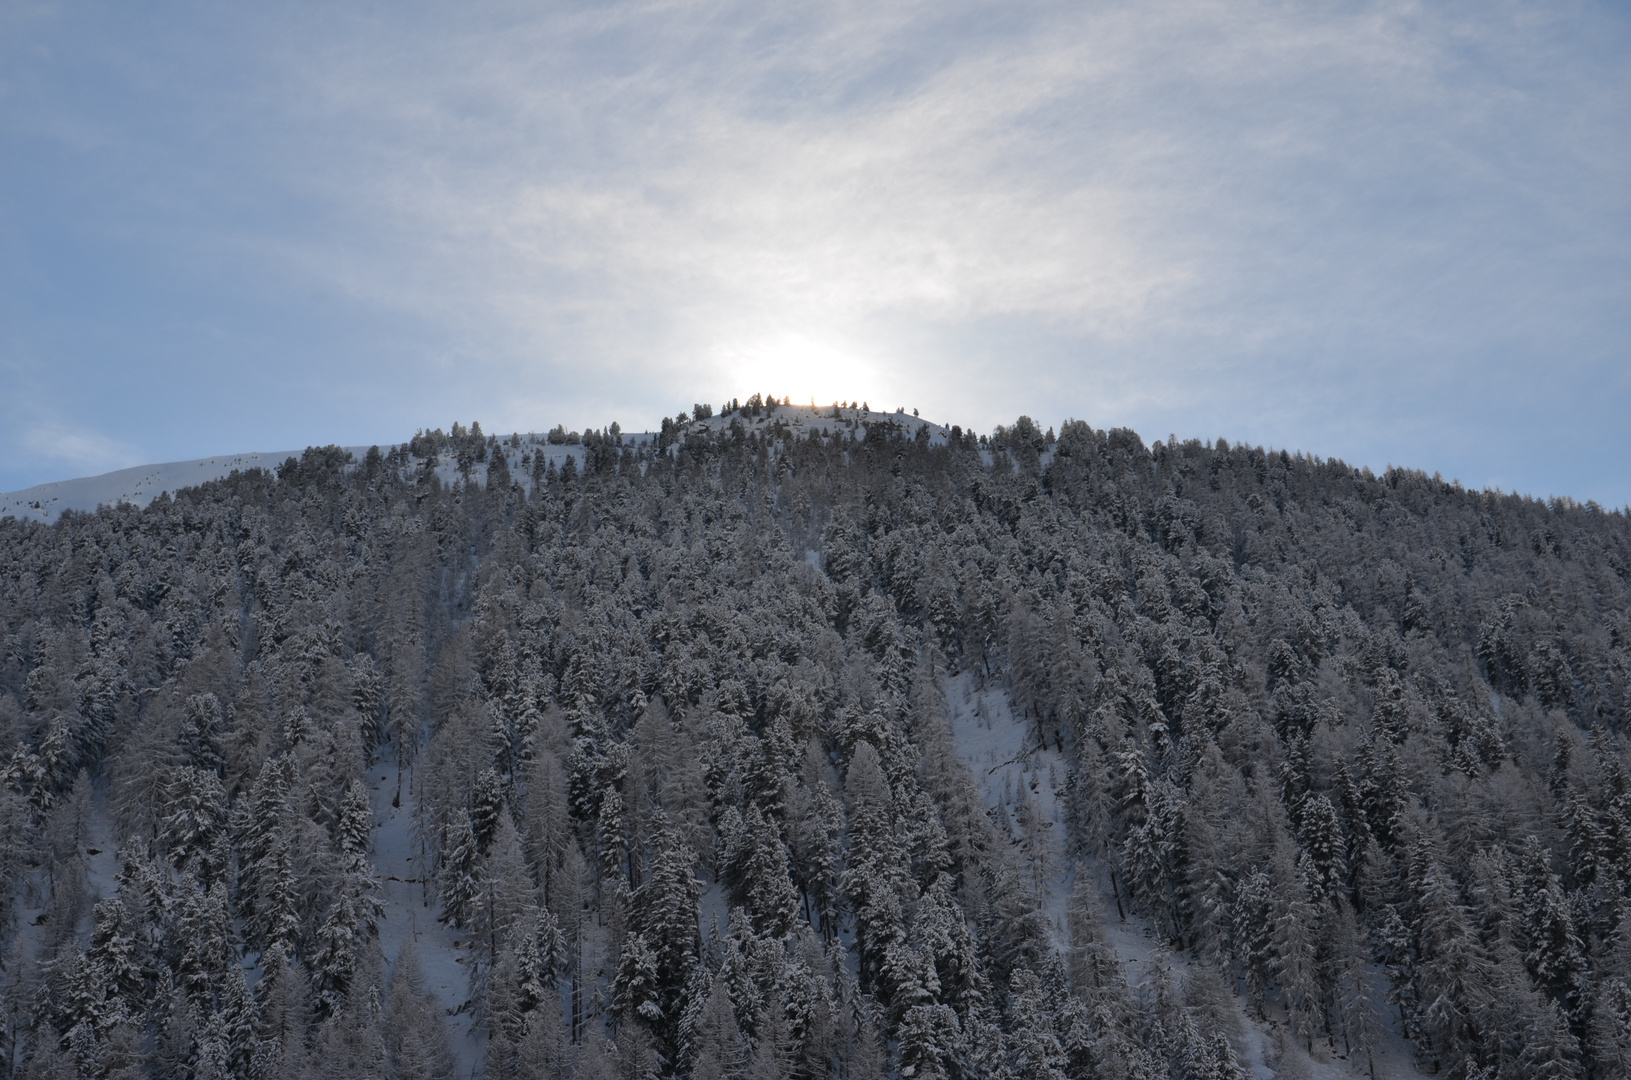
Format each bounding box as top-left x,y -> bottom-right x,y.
1,0 -> 1628,503
280,4 -> 1181,369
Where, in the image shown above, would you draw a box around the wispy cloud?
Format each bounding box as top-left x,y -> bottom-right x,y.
261,2 -> 1629,395
1,0 -> 1628,499
16,420 -> 139,478
276,4 -> 1186,347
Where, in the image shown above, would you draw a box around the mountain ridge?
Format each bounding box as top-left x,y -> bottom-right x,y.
0,402 -> 954,524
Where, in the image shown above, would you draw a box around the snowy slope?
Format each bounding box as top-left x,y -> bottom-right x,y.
0,404 -> 943,526
687,402 -> 952,445
368,754 -> 487,1076
944,674 -> 1073,943
0,438 -> 611,524
942,675 -> 1425,1080
0,452 -> 310,524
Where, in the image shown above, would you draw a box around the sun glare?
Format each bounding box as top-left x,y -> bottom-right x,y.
719,336 -> 881,409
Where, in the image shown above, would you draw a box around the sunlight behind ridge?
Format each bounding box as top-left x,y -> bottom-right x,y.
719,334 -> 885,410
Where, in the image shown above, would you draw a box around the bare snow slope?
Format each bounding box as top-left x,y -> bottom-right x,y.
0,452 -> 315,524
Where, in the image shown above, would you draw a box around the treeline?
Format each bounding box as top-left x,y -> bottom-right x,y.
0,413 -> 1628,1079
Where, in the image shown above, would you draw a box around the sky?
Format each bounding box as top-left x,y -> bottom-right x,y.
2,1 -> 1629,504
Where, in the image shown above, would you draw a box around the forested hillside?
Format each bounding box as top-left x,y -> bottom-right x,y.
2,401 -> 1630,1080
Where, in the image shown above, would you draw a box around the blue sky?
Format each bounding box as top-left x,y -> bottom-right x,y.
3,1 -> 1629,503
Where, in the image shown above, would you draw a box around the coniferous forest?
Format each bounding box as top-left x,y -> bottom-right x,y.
3,401 -> 1631,1079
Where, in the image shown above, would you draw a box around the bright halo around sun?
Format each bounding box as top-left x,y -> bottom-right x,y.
721,335 -> 880,408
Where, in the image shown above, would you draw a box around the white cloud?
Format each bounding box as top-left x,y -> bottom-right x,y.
18,421 -> 139,477
3,0 -> 1628,497
258,0 -> 1627,404
281,3 -> 1181,334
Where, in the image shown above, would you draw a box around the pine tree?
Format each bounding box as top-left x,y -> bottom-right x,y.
383,941 -> 456,1080
1515,836 -> 1583,1008
1006,968 -> 1067,1080
176,879 -> 235,1006
216,964 -> 258,1079
473,811 -> 536,986
1590,974 -> 1631,1078
162,765 -> 228,884
1233,868 -> 1275,1017
1413,864 -> 1493,1071
1272,864 -> 1323,1051
1297,794 -> 1345,908
85,898 -> 142,1012
595,783 -> 630,889
255,943 -> 313,1078
732,803 -> 800,938
841,742 -> 914,997
682,970 -> 745,1080
439,810 -> 480,927
337,778 -> 373,864
312,889 -> 362,1017
611,931 -> 662,1029
746,991 -> 796,1080
470,767 -> 505,855
634,818 -> 700,1042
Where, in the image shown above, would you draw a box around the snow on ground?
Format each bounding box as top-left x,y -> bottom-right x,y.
942,673 -> 1424,1079
368,752 -> 486,1076
0,452 -> 310,524
0,436 -> 616,524
699,880 -> 733,945
18,764 -> 488,1075
687,403 -> 951,446
0,404 -> 946,526
943,673 -> 1073,943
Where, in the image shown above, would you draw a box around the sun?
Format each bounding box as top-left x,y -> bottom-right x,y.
718,335 -> 880,408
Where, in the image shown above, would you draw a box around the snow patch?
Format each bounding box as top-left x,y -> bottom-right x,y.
943,673 -> 1071,944
368,752 -> 485,1076
0,452 -> 312,523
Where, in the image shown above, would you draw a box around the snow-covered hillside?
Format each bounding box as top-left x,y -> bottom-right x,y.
3,408 -> 1613,1080
0,439 -> 585,524
0,402 -> 945,525
0,451 -> 311,524
688,402 -> 952,445
945,675 -> 1424,1079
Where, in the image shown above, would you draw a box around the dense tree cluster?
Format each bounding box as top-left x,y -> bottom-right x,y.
0,410 -> 1629,1079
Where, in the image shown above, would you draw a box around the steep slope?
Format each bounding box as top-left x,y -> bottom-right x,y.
0,411 -> 1628,1080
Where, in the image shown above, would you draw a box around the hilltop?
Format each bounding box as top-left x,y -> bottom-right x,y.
0,401 -> 953,525
0,408 -> 1628,1080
